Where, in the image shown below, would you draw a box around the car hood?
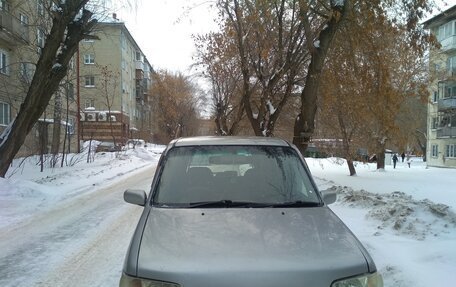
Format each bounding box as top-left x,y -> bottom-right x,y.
137,207 -> 372,287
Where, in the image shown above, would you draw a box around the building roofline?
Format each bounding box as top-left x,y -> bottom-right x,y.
423,5 -> 456,29
96,21 -> 153,69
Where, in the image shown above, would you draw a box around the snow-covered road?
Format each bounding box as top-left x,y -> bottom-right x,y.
0,165 -> 155,287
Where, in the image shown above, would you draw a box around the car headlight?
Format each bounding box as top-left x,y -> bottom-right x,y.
331,272 -> 383,287
119,273 -> 180,287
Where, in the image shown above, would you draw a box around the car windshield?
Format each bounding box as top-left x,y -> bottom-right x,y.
153,145 -> 320,207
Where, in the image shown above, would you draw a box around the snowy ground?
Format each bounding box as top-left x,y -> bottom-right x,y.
307,158 -> 456,287
0,145 -> 165,287
0,148 -> 455,286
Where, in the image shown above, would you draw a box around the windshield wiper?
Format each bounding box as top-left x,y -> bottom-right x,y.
267,200 -> 321,208
188,200 -> 269,208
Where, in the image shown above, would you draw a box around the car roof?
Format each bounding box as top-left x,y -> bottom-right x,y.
171,136 -> 291,147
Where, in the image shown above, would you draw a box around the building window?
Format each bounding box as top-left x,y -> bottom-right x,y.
0,50 -> 8,75
432,91 -> 438,103
0,102 -> 10,126
441,115 -> 450,127
431,117 -> 438,129
66,82 -> 74,100
67,117 -> 75,135
37,0 -> 44,16
18,13 -> 29,40
84,99 -> 95,109
20,13 -> 28,25
448,56 -> 456,75
437,21 -> 455,41
84,76 -> 95,87
444,85 -> 456,98
431,144 -> 439,158
447,114 -> 456,127
83,54 -> 95,64
69,58 -> 75,70
19,62 -> 33,82
439,83 -> 456,99
135,51 -> 143,61
37,28 -> 45,53
0,0 -> 9,11
20,62 -> 27,76
446,144 -> 456,158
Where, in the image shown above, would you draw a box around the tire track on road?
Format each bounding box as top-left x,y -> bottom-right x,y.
0,165 -> 156,287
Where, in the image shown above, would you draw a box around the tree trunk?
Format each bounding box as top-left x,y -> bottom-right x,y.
293,1 -> 351,154
61,91 -> 70,167
415,133 -> 426,162
342,137 -> 356,176
347,159 -> 356,176
0,2 -> 95,177
38,122 -> 49,173
376,148 -> 386,170
51,91 -> 62,168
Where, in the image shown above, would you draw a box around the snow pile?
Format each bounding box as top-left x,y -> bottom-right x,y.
0,178 -> 59,227
0,145 -> 165,230
326,185 -> 456,240
309,159 -> 456,287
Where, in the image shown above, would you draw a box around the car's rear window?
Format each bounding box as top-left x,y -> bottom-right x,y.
153,145 -> 319,206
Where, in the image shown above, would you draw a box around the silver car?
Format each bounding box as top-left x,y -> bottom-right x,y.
120,136 -> 383,287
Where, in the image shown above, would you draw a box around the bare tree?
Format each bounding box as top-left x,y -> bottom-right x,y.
292,0 -> 351,153
150,70 -> 200,143
317,0 -> 436,171
201,0 -> 350,142
97,64 -> 120,147
218,0 -> 311,137
194,31 -> 245,135
0,0 -> 97,177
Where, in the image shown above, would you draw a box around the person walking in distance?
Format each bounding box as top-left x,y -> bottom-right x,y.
401,152 -> 405,162
407,156 -> 412,168
392,154 -> 398,169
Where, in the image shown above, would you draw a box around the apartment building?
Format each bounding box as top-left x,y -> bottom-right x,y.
1,0 -> 78,157
1,1 -> 154,157
424,5 -> 456,168
78,20 -> 154,145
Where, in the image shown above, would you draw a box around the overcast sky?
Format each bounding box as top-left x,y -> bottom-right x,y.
116,0 -> 219,75
114,0 -> 452,75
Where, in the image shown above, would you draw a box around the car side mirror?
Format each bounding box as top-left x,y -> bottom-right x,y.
321,190 -> 337,205
124,189 -> 147,206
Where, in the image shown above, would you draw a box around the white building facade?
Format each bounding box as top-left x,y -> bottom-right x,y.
424,5 -> 456,168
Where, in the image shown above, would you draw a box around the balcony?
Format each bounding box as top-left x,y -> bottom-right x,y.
135,61 -> 144,71
437,70 -> 456,82
0,10 -> 29,46
440,35 -> 456,53
142,78 -> 149,90
438,97 -> 456,111
135,87 -> 144,101
135,69 -> 144,80
136,79 -> 144,90
437,126 -> 456,138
